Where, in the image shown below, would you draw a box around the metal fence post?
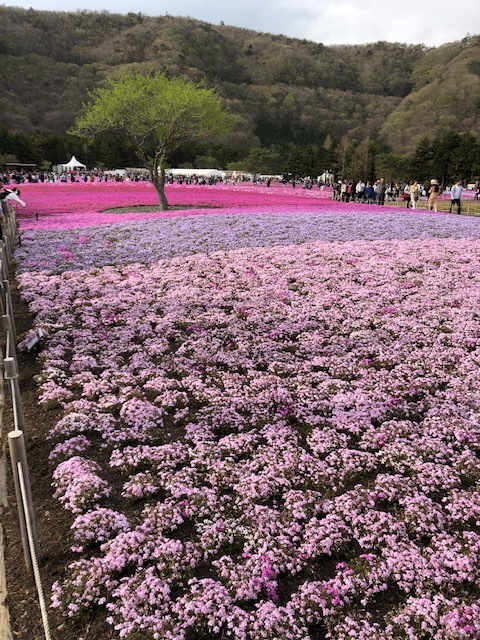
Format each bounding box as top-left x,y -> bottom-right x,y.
0,281 -> 5,317
1,280 -> 16,341
2,315 -> 18,371
0,246 -> 8,289
7,430 -> 37,573
3,357 -> 26,435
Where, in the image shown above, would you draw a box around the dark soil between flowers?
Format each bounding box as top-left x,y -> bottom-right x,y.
103,204 -> 215,213
2,279 -> 112,640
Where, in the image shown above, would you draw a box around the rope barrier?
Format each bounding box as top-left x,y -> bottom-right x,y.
16,459 -> 52,640
2,205 -> 52,639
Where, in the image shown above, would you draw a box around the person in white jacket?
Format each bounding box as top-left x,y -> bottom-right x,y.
1,186 -> 26,208
449,180 -> 463,214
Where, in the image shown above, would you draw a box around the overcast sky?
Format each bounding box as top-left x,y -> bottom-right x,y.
2,0 -> 480,48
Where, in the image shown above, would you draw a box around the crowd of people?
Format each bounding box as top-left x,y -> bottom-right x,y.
0,169 -> 265,186
0,168 -> 479,217
0,169 -> 151,184
331,178 -> 478,213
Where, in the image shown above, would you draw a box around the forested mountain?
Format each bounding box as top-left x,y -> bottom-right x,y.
0,5 -> 479,167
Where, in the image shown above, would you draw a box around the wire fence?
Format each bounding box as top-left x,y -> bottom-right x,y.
0,200 -> 53,640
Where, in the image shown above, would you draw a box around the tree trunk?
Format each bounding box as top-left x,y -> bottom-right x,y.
152,164 -> 168,210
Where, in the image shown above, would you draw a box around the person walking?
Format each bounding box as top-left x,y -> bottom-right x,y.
410,180 -> 419,209
355,180 -> 365,201
449,179 -> 464,214
376,178 -> 386,205
365,181 -> 375,203
428,179 -> 440,212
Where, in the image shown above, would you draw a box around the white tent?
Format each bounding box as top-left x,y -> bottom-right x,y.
166,168 -> 225,178
55,155 -> 86,173
63,155 -> 86,170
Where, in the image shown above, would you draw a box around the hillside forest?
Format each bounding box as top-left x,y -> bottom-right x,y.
0,5 -> 480,183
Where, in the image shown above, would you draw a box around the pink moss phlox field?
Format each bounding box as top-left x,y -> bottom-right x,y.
15,181 -> 339,230
14,200 -> 480,275
13,181 -> 466,232
16,202 -> 480,640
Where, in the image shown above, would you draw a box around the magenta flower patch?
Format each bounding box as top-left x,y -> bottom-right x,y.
15,182 -> 480,639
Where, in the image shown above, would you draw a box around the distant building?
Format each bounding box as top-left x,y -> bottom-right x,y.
1,162 -> 37,173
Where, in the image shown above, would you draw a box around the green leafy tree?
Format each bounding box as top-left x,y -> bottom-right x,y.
453,132 -> 479,181
333,135 -> 352,179
88,132 -> 138,169
194,155 -> 219,169
431,131 -> 461,185
411,131 -> 480,185
285,145 -> 315,178
409,136 -> 434,182
375,152 -> 410,183
236,147 -> 284,175
70,70 -> 237,209
352,137 -> 375,181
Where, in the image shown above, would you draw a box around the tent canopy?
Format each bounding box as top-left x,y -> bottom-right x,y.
62,155 -> 86,169
166,168 -> 225,178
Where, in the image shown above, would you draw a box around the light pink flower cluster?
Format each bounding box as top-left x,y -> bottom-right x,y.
71,507 -> 131,549
14,207 -> 480,275
14,183 -> 480,638
52,456 -> 111,513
